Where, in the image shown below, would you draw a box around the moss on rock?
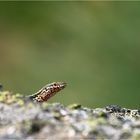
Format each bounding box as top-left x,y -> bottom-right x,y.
0,91 -> 140,139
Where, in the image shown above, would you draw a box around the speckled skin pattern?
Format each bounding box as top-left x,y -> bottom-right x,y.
28,82 -> 67,102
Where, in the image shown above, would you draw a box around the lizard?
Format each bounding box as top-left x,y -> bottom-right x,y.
26,82 -> 67,102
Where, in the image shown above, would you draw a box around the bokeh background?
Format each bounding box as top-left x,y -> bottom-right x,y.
0,2 -> 140,108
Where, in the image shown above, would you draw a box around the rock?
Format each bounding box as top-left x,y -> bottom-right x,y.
0,91 -> 140,139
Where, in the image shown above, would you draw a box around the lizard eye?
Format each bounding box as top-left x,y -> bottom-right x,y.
53,83 -> 57,86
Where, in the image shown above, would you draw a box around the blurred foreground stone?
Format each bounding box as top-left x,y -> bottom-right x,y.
0,91 -> 140,140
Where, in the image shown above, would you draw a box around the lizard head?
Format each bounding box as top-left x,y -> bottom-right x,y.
46,82 -> 67,92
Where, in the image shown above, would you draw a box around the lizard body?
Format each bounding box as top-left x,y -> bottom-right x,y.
26,82 -> 66,102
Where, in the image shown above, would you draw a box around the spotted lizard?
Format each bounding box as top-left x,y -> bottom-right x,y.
26,82 -> 67,102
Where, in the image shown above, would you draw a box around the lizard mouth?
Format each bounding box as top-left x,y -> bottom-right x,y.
60,82 -> 67,89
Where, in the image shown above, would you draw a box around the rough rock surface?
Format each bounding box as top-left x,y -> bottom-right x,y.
0,91 -> 140,140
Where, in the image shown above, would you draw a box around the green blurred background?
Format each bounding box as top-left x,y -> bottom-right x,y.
0,2 -> 140,108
